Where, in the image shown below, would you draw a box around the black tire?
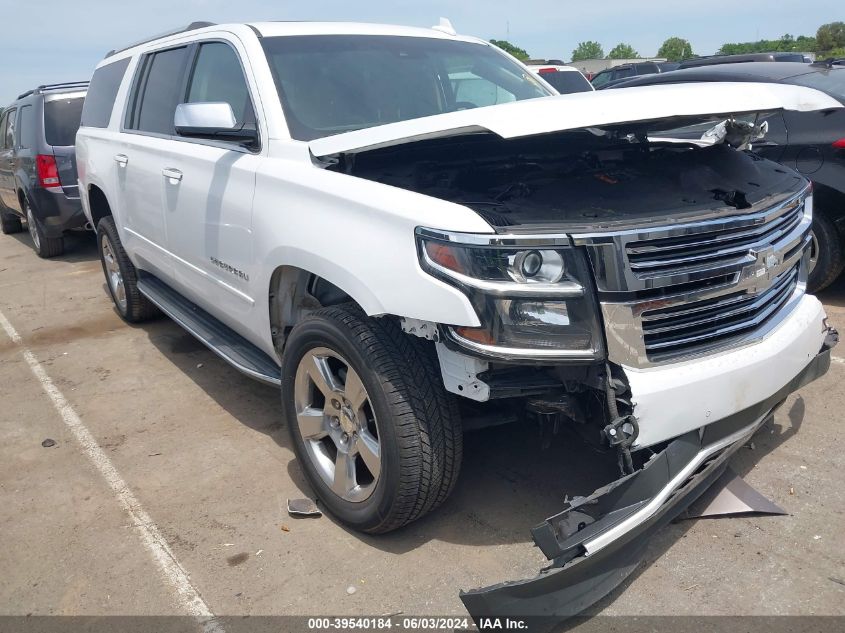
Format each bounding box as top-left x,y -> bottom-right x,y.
1,209 -> 23,234
24,199 -> 63,258
97,216 -> 160,322
281,304 -> 462,533
808,208 -> 845,293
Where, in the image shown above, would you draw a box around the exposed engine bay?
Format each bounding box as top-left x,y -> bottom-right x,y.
330,127 -> 806,233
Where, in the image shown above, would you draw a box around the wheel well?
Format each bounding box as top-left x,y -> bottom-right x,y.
268,265 -> 359,352
87,185 -> 113,228
17,188 -> 26,210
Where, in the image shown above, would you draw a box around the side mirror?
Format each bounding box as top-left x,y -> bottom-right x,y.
174,102 -> 258,147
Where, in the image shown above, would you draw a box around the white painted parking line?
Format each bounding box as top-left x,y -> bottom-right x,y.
0,308 -> 223,632
832,356 -> 845,365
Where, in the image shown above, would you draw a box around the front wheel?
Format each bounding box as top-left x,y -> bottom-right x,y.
281,305 -> 462,533
808,208 -> 844,293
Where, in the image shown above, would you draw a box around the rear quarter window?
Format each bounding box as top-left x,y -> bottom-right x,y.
540,71 -> 593,94
81,57 -> 130,128
45,97 -> 85,146
17,105 -> 37,148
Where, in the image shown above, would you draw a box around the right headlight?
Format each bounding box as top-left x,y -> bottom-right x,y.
416,228 -> 605,360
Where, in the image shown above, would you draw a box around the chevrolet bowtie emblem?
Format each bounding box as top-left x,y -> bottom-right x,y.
747,247 -> 779,279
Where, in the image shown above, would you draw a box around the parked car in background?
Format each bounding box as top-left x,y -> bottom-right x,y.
0,82 -> 88,257
76,21 -> 838,625
609,61 -> 845,291
590,61 -> 679,89
526,63 -> 594,93
678,52 -> 812,69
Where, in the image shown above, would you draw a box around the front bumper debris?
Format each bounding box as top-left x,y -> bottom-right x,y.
460,338 -> 833,630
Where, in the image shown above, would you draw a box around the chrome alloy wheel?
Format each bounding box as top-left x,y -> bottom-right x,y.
809,228 -> 819,275
101,234 -> 127,312
294,347 -> 381,502
25,204 -> 40,251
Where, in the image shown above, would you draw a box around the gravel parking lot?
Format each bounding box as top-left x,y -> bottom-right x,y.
1,231 -> 844,625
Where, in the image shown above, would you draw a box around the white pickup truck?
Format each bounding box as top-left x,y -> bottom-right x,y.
76,20 -> 839,625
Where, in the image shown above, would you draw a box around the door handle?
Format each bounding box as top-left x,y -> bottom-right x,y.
162,167 -> 182,182
114,154 -> 128,166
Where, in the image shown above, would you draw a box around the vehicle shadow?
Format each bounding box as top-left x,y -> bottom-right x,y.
140,322 -> 618,550
7,229 -> 98,263
816,275 -> 845,309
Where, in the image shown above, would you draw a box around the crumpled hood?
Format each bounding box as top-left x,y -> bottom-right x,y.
309,82 -> 841,157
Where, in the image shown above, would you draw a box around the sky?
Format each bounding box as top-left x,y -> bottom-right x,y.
1,0 -> 842,104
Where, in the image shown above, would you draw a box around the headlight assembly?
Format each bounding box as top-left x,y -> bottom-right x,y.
417,228 -> 604,361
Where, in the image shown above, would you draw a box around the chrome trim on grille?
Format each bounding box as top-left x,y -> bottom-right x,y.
415,226 -> 573,247
575,185 -> 812,367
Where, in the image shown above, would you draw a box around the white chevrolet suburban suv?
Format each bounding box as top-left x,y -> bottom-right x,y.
76,20 -> 840,623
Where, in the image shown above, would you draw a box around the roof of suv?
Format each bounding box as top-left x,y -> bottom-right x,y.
15,81 -> 89,101
105,20 -> 488,60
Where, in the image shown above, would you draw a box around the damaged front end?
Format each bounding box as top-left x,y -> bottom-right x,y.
459,331 -> 835,629
460,335 -> 835,628
322,84 -> 843,628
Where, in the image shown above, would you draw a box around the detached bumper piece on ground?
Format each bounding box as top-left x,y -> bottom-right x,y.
461,334 -> 835,631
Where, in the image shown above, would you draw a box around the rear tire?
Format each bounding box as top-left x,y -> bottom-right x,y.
281,304 -> 462,533
1,210 -> 23,235
97,216 -> 160,322
24,200 -> 63,258
808,208 -> 844,293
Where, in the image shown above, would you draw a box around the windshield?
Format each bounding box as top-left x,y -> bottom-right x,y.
261,35 -> 552,141
44,96 -> 85,146
784,68 -> 845,104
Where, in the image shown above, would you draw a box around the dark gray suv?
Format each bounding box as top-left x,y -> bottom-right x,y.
0,82 -> 88,257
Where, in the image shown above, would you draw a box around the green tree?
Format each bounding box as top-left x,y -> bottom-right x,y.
571,41 -> 604,61
607,43 -> 639,59
718,33 -> 817,55
490,39 -> 530,61
658,37 -> 694,61
816,22 -> 845,53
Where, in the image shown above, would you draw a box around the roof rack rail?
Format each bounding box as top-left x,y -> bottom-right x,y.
17,81 -> 90,100
105,21 -> 216,58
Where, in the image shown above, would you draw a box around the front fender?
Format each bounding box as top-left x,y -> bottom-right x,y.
253,158 -> 492,329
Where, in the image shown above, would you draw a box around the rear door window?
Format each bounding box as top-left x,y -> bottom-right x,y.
130,46 -> 189,135
44,97 -> 85,146
186,41 -> 255,128
81,57 -> 130,128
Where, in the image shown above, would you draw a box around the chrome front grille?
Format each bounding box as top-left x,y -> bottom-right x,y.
625,200 -> 804,278
641,264 -> 799,361
573,186 -> 813,368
